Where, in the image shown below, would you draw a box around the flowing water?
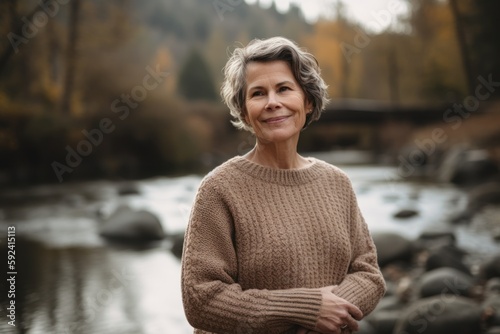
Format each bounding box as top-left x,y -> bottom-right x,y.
1,161 -> 499,334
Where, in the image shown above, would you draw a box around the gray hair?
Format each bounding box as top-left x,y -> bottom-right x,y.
221,36 -> 329,132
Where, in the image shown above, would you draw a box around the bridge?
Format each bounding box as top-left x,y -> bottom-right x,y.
307,99 -> 490,153
320,99 -> 448,124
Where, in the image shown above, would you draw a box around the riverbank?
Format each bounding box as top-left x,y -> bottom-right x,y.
0,164 -> 499,333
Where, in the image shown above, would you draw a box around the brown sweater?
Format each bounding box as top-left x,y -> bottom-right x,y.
181,156 -> 385,334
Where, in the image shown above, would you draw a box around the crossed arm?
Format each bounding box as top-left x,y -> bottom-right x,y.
181,180 -> 385,334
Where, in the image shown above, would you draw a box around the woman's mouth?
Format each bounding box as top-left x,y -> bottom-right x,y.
263,116 -> 290,124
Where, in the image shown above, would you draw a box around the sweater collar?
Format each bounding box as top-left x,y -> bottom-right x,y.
231,156 -> 324,186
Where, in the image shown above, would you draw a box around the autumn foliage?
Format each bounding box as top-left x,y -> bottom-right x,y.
0,0 -> 498,184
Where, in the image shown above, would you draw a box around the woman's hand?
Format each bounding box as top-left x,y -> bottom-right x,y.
313,286 -> 363,334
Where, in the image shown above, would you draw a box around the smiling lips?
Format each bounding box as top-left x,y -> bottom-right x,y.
263,116 -> 291,124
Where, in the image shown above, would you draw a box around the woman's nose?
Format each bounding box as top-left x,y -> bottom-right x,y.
265,92 -> 281,110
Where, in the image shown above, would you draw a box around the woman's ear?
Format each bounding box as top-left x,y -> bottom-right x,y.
305,100 -> 313,114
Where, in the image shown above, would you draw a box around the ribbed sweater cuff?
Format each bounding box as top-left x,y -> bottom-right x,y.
266,288 -> 322,329
333,282 -> 358,302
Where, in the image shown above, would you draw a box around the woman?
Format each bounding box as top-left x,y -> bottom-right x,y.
181,37 -> 385,334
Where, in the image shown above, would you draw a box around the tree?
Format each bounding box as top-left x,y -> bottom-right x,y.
0,1 -> 39,74
59,0 -> 81,114
466,0 -> 500,95
404,0 -> 467,101
449,0 -> 474,95
177,49 -> 217,101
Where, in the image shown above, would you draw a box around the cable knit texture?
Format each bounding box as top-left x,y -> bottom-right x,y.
181,156 -> 386,334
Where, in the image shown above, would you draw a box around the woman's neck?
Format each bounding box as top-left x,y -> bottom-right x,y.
244,140 -> 310,170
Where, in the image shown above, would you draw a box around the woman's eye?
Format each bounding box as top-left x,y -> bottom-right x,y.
251,91 -> 264,97
278,86 -> 290,92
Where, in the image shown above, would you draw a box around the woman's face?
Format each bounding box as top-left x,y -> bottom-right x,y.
244,60 -> 312,144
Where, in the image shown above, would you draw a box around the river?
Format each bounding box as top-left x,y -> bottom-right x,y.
1,158 -> 499,334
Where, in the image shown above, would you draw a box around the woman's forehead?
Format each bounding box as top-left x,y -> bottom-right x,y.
245,61 -> 296,86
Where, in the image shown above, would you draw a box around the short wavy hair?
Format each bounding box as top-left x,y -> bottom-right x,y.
221,36 -> 329,132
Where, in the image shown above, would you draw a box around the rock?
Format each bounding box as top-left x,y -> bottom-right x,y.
425,244 -> 470,274
381,280 -> 398,297
382,263 -> 412,284
417,227 -> 456,246
418,268 -> 474,299
398,146 -> 430,178
485,278 -> 500,295
393,209 -> 419,219
396,276 -> 414,304
449,211 -> 473,224
372,232 -> 414,267
356,319 -> 376,334
169,232 -> 185,259
467,182 -> 500,213
374,295 -> 406,312
393,296 -> 483,334
63,194 -> 85,207
449,149 -> 499,187
117,183 -> 141,196
451,182 -> 500,224
99,205 -> 165,241
366,295 -> 406,333
365,309 -> 401,334
480,255 -> 500,281
436,146 -> 465,183
482,294 -> 500,327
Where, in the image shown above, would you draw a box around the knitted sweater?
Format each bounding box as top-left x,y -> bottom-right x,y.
181,156 -> 385,334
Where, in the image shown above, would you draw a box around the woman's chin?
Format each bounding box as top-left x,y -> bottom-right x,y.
258,129 -> 299,144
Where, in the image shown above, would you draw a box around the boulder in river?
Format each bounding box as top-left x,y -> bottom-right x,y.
417,227 -> 456,247
451,182 -> 500,224
356,319 -> 376,334
393,296 -> 483,334
374,295 -> 407,312
467,182 -> 500,213
169,231 -> 185,259
366,295 -> 407,333
480,255 -> 500,281
372,232 -> 414,267
482,293 -> 500,327
117,183 -> 141,196
424,244 -> 470,274
99,205 -> 165,241
485,278 -> 500,295
417,267 -> 474,298
447,149 -> 499,187
365,309 -> 401,334
393,209 -> 419,219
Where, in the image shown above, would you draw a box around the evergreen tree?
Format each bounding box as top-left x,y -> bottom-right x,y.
177,49 -> 217,101
468,0 -> 500,95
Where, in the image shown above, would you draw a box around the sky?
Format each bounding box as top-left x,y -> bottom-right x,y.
245,0 -> 411,33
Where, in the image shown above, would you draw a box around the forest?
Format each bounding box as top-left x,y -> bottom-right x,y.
0,0 -> 499,184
